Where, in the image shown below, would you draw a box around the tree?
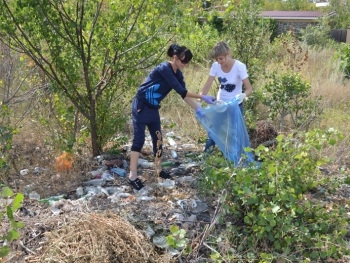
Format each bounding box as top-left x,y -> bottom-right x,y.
329,0 -> 350,28
221,0 -> 271,85
263,0 -> 317,11
0,0 -> 178,156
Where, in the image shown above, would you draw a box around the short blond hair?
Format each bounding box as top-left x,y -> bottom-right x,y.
211,41 -> 231,59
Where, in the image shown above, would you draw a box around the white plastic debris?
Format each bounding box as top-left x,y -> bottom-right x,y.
158,179 -> 175,189
165,131 -> 176,137
28,191 -> 40,200
20,169 -> 29,176
51,207 -> 61,216
152,235 -> 169,248
176,176 -> 196,183
136,196 -> 155,201
145,225 -> 155,238
138,159 -> 154,168
167,137 -> 177,147
169,213 -> 185,221
76,187 -> 84,197
181,143 -> 196,149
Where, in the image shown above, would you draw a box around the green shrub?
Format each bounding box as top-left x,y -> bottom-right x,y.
199,128 -> 349,261
262,71 -> 322,131
299,18 -> 334,48
0,186 -> 24,260
334,43 -> 350,79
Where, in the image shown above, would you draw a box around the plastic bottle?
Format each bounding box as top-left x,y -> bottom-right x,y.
102,171 -> 115,181
110,167 -> 127,177
167,137 -> 177,147
170,150 -> 178,159
39,194 -> 65,204
138,159 -> 153,168
161,161 -> 173,167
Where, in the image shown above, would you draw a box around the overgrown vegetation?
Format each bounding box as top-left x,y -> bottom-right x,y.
198,129 -> 348,261
334,43 -> 350,79
262,71 -> 322,131
0,0 -> 350,262
0,186 -> 24,261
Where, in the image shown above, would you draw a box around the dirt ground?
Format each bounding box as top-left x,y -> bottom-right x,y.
2,121 -> 350,262
2,128 -> 218,263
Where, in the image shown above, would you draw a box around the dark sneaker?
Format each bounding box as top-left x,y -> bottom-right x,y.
128,178 -> 145,190
159,170 -> 172,179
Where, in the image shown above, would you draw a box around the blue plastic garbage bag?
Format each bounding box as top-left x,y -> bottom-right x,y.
196,98 -> 256,166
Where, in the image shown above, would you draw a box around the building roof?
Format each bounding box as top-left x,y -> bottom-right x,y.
260,11 -> 325,20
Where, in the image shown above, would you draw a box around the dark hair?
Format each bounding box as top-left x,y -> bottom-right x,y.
167,44 -> 193,64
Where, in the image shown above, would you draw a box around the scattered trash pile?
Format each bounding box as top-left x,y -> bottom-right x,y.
6,124 -> 279,262
7,131 -> 213,262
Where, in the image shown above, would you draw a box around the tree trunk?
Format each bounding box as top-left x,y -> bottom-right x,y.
89,99 -> 101,156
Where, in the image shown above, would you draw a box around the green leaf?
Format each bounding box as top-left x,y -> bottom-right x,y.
169,225 -> 178,233
0,245 -> 10,257
4,229 -> 20,241
11,220 -> 24,229
244,215 -> 251,224
12,193 -> 24,211
6,206 -> 14,220
1,186 -> 13,198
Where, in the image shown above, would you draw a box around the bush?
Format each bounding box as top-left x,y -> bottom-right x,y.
0,186 -> 24,260
262,71 -> 323,131
199,128 -> 349,261
334,43 -> 350,79
299,18 -> 334,48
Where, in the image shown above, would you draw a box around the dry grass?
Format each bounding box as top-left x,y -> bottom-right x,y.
290,47 -> 350,165
7,117 -> 95,198
7,46 -> 350,189
303,47 -> 350,105
29,212 -> 173,263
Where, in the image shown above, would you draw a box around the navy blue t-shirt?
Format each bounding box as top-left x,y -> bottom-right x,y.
136,62 -> 188,109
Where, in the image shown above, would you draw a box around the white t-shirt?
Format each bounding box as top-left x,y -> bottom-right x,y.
209,60 -> 248,101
